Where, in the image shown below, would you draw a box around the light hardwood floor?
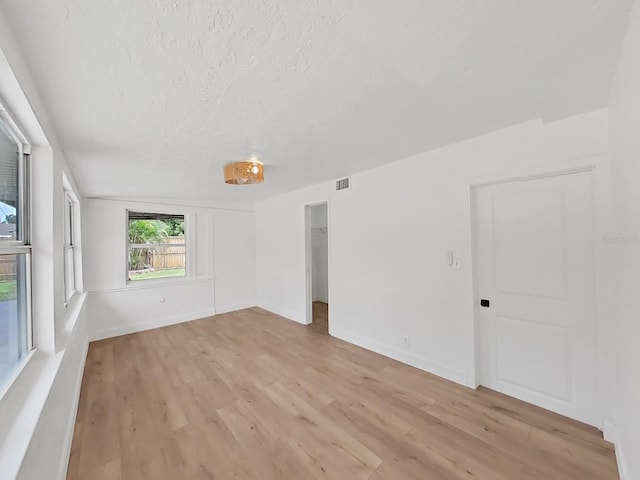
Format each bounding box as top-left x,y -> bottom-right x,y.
67,307 -> 618,480
311,301 -> 328,334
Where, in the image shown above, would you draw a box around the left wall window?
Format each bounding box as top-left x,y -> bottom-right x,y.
0,111 -> 31,390
63,183 -> 78,303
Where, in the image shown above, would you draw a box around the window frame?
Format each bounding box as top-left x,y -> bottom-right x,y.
0,106 -> 33,395
125,209 -> 187,284
62,185 -> 78,305
0,109 -> 28,247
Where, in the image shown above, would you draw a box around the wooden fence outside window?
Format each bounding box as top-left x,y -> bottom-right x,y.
129,236 -> 185,271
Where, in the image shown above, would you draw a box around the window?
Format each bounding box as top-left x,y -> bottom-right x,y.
0,111 -> 31,390
127,211 -> 185,281
63,181 -> 78,303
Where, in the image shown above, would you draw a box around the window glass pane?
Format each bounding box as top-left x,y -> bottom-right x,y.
64,198 -> 73,245
0,254 -> 29,387
65,246 -> 75,299
128,214 -> 185,281
0,122 -> 20,242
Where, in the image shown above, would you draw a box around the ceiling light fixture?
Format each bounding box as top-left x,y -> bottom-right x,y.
223,154 -> 264,185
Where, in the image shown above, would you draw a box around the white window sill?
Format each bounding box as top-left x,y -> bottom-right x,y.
62,292 -> 87,336
0,348 -> 63,480
91,275 -> 216,295
0,349 -> 36,403
0,292 -> 88,480
63,289 -> 80,309
126,275 -> 188,288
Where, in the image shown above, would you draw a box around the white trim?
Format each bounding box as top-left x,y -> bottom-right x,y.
603,420 -> 629,480
215,302 -> 256,315
125,209 -> 188,284
469,164 -> 596,188
62,181 -> 80,304
312,296 -> 329,303
304,205 -> 312,325
330,326 -> 469,387
88,308 -> 217,342
304,200 -> 330,327
0,98 -> 28,147
87,196 -> 255,213
0,351 -> 64,480
0,245 -> 30,255
0,349 -> 35,401
129,242 -> 186,248
327,199 -> 332,329
258,304 -> 305,325
56,337 -> 88,480
0,47 -> 49,147
90,276 -> 215,295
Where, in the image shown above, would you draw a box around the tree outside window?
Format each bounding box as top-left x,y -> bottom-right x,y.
127,212 -> 185,281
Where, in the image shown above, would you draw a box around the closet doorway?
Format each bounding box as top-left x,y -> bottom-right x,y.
305,202 -> 329,334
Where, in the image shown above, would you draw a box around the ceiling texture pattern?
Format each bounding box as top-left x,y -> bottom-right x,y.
0,0 -> 634,202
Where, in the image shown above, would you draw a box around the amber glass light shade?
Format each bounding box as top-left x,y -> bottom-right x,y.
223,158 -> 264,185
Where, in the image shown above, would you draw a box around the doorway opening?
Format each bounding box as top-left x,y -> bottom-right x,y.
305,202 -> 329,334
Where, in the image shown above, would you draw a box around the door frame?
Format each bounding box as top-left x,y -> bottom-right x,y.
305,200 -> 330,328
469,165 -> 606,423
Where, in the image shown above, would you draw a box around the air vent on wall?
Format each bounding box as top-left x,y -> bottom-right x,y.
336,176 -> 350,191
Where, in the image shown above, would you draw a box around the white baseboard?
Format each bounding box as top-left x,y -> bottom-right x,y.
603,420 -> 628,480
57,336 -> 89,480
215,302 -> 255,315
330,326 -> 469,387
257,304 -> 306,325
89,308 -> 217,341
312,296 -> 328,303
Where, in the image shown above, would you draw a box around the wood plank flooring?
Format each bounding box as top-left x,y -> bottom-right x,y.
67,307 -> 618,480
311,301 -> 328,334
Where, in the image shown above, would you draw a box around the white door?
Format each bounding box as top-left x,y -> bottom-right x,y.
474,170 -> 598,426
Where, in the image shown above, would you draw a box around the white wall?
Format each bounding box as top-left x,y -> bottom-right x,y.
16,298 -> 88,480
214,209 -> 257,313
608,2 -> 640,478
256,109 -> 611,388
257,183 -> 329,322
310,204 -> 328,303
0,6 -> 89,479
83,199 -> 256,340
0,4 -> 628,478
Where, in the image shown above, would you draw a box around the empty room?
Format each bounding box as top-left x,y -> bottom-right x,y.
0,1 -> 638,479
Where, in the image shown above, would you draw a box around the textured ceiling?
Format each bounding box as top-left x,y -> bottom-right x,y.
0,0 -> 634,202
